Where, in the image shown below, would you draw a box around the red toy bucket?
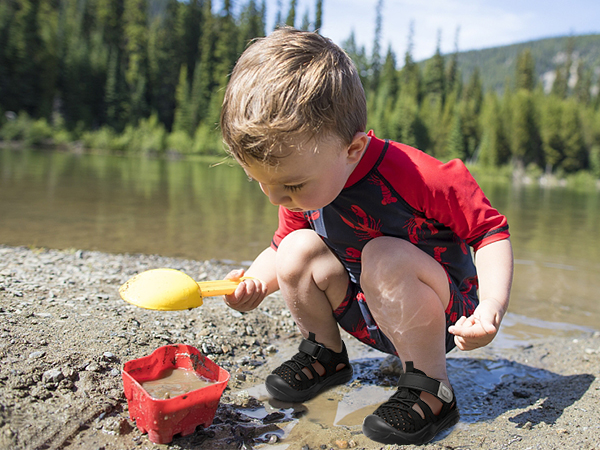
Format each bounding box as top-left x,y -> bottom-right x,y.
122,344 -> 230,444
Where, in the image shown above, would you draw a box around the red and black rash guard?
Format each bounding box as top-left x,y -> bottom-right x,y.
271,132 -> 510,300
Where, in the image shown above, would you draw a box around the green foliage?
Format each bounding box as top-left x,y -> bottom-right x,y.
1,0 -> 599,181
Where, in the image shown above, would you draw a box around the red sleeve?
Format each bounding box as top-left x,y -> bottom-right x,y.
271,206 -> 311,250
381,145 -> 510,251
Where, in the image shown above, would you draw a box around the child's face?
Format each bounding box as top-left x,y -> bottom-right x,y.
239,132 -> 367,212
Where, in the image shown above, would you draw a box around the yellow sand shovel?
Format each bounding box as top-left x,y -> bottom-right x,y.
119,268 -> 250,311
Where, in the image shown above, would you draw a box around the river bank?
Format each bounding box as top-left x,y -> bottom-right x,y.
1,245 -> 599,450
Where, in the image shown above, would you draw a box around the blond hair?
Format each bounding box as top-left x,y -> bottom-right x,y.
220,27 -> 367,164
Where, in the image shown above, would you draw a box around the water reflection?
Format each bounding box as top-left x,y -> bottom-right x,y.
1,148 -> 599,331
0,148 -> 278,262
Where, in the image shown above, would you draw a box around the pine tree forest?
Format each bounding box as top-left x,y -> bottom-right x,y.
1,0 -> 600,179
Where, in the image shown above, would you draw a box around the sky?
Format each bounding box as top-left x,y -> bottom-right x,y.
253,0 -> 600,62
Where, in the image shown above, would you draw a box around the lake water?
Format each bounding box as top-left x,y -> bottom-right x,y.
2,147 -> 599,337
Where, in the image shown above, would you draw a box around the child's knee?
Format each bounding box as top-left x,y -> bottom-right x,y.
276,229 -> 324,279
362,236 -> 413,270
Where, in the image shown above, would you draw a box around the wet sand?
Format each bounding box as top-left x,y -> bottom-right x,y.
1,245 -> 599,450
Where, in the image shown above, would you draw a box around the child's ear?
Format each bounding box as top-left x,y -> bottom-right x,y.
346,132 -> 369,163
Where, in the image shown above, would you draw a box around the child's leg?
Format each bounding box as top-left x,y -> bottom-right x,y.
265,229 -> 352,402
360,236 -> 451,412
276,229 -> 350,351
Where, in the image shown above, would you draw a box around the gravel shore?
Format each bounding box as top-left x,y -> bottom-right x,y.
1,245 -> 599,450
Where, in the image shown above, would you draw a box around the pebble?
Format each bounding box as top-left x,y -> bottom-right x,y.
85,363 -> 100,372
335,440 -> 348,449
43,369 -> 63,384
29,351 -> 46,359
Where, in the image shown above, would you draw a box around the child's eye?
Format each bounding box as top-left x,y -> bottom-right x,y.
284,183 -> 305,192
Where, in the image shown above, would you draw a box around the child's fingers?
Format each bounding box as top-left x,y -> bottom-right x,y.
225,268 -> 245,280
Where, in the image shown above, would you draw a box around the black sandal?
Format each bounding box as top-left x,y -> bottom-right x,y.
265,332 -> 353,403
362,361 -> 459,445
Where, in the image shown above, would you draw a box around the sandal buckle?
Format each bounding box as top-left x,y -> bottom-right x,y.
437,382 -> 453,403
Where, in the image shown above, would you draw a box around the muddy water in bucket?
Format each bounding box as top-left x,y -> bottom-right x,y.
141,368 -> 216,400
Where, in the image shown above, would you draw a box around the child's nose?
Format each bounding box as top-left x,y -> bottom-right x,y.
260,184 -> 290,206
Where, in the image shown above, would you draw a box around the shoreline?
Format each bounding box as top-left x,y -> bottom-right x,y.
1,244 -> 599,450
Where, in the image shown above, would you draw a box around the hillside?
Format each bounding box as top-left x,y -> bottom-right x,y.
434,34 -> 600,93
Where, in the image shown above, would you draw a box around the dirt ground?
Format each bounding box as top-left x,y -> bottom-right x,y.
1,245 -> 599,450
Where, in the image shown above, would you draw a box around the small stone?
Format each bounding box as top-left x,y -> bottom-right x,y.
523,421 -> 533,430
268,434 -> 279,444
512,390 -> 531,398
102,417 -> 132,435
235,373 -> 246,382
265,345 -> 277,353
110,368 -> 120,377
29,351 -> 46,359
335,440 -> 349,449
85,363 -> 100,372
102,352 -> 116,361
43,369 -> 64,384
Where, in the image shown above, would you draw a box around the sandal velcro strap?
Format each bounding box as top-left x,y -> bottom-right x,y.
397,362 -> 454,404
298,332 -> 332,363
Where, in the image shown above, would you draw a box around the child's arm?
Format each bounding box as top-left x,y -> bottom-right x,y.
222,246 -> 279,312
448,238 -> 513,350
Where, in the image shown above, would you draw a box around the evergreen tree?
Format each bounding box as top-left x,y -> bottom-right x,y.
561,99 -> 587,172
4,0 -> 46,116
515,48 -> 535,91
239,0 -> 266,51
511,89 -> 543,168
173,65 -> 193,135
285,0 -> 297,27
551,37 -> 574,99
445,106 -> 466,161
371,46 -> 398,138
315,0 -> 323,31
478,92 -> 510,166
123,0 -> 149,123
399,21 -> 420,103
423,30 -> 445,100
105,46 -> 127,131
342,31 -> 369,87
178,0 -> 203,83
574,64 -> 592,105
214,0 -> 238,83
147,0 -> 180,130
461,68 -> 483,159
540,96 -> 564,171
369,0 -> 383,93
193,0 -> 217,125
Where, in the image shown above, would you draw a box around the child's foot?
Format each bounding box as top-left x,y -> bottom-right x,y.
362,362 -> 459,445
265,332 -> 353,403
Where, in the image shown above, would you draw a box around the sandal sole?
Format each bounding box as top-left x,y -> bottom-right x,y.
362,408 -> 460,445
265,366 -> 353,403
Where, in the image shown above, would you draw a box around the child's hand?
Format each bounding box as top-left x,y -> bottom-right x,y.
448,299 -> 503,350
222,269 -> 268,312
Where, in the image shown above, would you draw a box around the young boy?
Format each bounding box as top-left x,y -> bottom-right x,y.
219,27 -> 513,446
